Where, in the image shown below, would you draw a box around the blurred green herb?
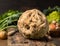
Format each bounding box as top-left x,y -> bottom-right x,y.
0,10 -> 23,31
43,6 -> 60,15
47,11 -> 60,23
43,6 -> 60,23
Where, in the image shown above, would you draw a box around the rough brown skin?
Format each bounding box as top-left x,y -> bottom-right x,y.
17,9 -> 49,39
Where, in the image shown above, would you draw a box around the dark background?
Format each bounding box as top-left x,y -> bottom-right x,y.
0,0 -> 60,14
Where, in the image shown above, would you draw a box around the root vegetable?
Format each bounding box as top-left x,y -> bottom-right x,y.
0,31 -> 7,39
17,9 -> 49,39
49,24 -> 56,31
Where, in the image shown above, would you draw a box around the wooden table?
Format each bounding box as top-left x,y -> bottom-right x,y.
8,31 -> 60,46
0,40 -> 7,46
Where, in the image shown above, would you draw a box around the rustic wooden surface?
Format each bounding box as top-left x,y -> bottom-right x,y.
0,40 -> 7,46
7,28 -> 60,46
